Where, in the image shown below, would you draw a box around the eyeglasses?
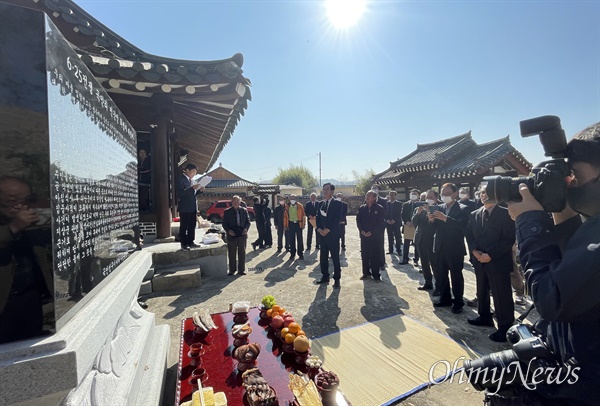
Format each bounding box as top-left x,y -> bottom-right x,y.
0,195 -> 38,208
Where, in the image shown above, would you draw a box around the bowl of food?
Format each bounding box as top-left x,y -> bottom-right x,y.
314,371 -> 339,404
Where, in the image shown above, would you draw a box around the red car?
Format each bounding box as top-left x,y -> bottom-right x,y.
206,200 -> 255,223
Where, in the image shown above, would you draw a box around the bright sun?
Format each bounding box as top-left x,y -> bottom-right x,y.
325,0 -> 367,29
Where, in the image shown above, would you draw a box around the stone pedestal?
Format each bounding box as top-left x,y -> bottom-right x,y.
0,251 -> 169,406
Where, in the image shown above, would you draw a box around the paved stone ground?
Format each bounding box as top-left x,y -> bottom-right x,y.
147,217 -> 530,406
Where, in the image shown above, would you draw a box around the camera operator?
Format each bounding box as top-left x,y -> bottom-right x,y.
501,122 -> 600,405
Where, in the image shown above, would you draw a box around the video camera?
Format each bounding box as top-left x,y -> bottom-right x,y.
484,115 -> 571,212
464,323 -> 577,393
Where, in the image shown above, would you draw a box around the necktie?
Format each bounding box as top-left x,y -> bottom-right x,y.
483,210 -> 490,229
236,209 -> 241,227
324,200 -> 329,213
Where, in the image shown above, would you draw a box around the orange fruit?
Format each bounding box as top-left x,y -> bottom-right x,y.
266,309 -> 273,318
280,327 -> 290,339
296,330 -> 306,336
270,311 -> 279,318
279,307 -> 286,314
284,333 -> 296,344
272,305 -> 282,313
287,322 -> 300,334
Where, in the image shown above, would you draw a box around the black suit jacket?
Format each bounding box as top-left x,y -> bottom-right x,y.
432,202 -> 470,255
465,205 -> 515,271
222,206 -> 250,238
176,174 -> 200,213
273,205 -> 285,227
401,200 -> 418,224
412,209 -> 435,247
316,199 -> 342,239
387,200 -> 403,223
459,198 -> 478,213
305,200 -> 319,218
339,201 -> 348,225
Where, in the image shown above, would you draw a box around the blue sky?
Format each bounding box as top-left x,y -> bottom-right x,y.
77,0 -> 599,182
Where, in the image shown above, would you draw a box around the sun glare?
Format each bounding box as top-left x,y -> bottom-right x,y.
325,0 -> 367,29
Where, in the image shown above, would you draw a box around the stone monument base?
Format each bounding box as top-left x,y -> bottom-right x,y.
0,251 -> 169,406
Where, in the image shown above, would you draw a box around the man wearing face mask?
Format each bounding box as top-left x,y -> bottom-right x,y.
273,196 -> 288,253
371,184 -> 388,269
497,122 -> 600,405
458,187 -> 478,212
283,194 -> 305,261
413,190 -> 440,292
304,193 -> 321,251
429,183 -> 470,313
400,189 -> 421,265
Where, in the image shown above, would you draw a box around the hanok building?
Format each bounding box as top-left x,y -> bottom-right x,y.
373,132 -> 531,197
4,0 -> 252,240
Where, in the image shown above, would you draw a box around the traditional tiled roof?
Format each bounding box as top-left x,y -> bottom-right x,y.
8,0 -> 251,173
205,179 -> 256,189
374,133 -> 531,184
253,185 -> 281,194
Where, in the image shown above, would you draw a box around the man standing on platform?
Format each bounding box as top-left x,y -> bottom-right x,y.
315,183 -> 343,287
304,193 -> 320,251
273,196 -> 288,253
465,187 -> 515,342
336,192 -> 348,251
357,190 -> 385,282
283,194 -> 305,261
429,183 -> 470,314
223,196 -> 250,276
400,189 -> 420,265
176,163 -> 204,251
385,190 -> 403,256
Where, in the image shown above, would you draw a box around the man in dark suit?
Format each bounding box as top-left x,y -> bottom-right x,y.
357,190 -> 385,282
400,189 -> 421,265
458,187 -> 478,212
176,163 -> 204,251
429,183 -> 470,313
412,189 -> 439,291
385,190 -> 403,256
304,193 -> 320,251
222,196 -> 251,276
315,183 -> 343,287
336,192 -> 348,251
371,184 -> 388,269
465,187 -> 515,341
273,196 -> 288,252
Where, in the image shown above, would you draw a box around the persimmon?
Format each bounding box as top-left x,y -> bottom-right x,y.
296,330 -> 306,336
266,309 -> 273,318
280,327 -> 290,339
284,333 -> 296,344
287,322 -> 300,334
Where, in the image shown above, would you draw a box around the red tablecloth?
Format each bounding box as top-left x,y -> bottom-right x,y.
176,308 -> 332,405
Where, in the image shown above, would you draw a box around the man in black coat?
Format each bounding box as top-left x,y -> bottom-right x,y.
357,190 -> 385,282
273,196 -> 288,252
222,196 -> 251,276
315,183 -> 343,287
304,193 -> 320,250
371,184 -> 388,269
336,192 -> 348,251
400,189 -> 421,265
429,183 -> 470,313
176,163 -> 204,251
465,186 -> 516,342
385,190 -> 403,256
251,196 -> 265,250
412,189 -> 440,291
262,197 -> 273,248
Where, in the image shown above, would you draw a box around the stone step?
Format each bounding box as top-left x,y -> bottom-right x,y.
152,268 -> 202,292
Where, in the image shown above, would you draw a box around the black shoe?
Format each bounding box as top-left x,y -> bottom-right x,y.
466,298 -> 478,307
489,330 -> 508,342
359,275 -> 371,280
451,305 -> 464,314
413,259 -> 419,265
315,278 -> 330,284
467,317 -> 495,327
399,260 -> 409,265
189,243 -> 200,248
298,255 -> 304,260
237,271 -> 247,276
276,248 -> 282,253
434,301 -> 452,307
418,284 -> 433,291
332,280 -> 341,288
228,272 -> 235,276
251,242 -> 257,251
306,247 -> 311,251
181,246 -> 191,251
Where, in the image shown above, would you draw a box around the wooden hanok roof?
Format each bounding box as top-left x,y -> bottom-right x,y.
203,165 -> 256,189
374,132 -> 531,185
7,0 -> 251,173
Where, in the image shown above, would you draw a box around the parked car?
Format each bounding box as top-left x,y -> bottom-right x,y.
206,200 -> 255,223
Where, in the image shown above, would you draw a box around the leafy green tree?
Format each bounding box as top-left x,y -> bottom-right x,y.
352,168 -> 376,196
273,164 -> 318,193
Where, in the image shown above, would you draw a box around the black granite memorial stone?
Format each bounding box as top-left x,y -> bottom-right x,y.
0,4 -> 139,343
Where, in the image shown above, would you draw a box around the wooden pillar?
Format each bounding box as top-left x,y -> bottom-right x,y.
152,111 -> 172,238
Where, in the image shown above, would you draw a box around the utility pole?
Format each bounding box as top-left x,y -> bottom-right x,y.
318,152 -> 322,187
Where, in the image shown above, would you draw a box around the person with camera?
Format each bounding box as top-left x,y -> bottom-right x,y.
412,189 -> 440,292
465,186 -> 515,342
496,122 -> 600,405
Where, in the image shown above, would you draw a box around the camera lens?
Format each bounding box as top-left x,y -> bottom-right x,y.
464,350 -> 521,391
483,176 -> 534,204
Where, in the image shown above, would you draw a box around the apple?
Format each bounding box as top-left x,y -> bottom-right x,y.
283,316 -> 295,328
270,315 -> 284,329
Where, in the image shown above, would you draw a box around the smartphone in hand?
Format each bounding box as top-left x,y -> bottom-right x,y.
429,205 -> 441,214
